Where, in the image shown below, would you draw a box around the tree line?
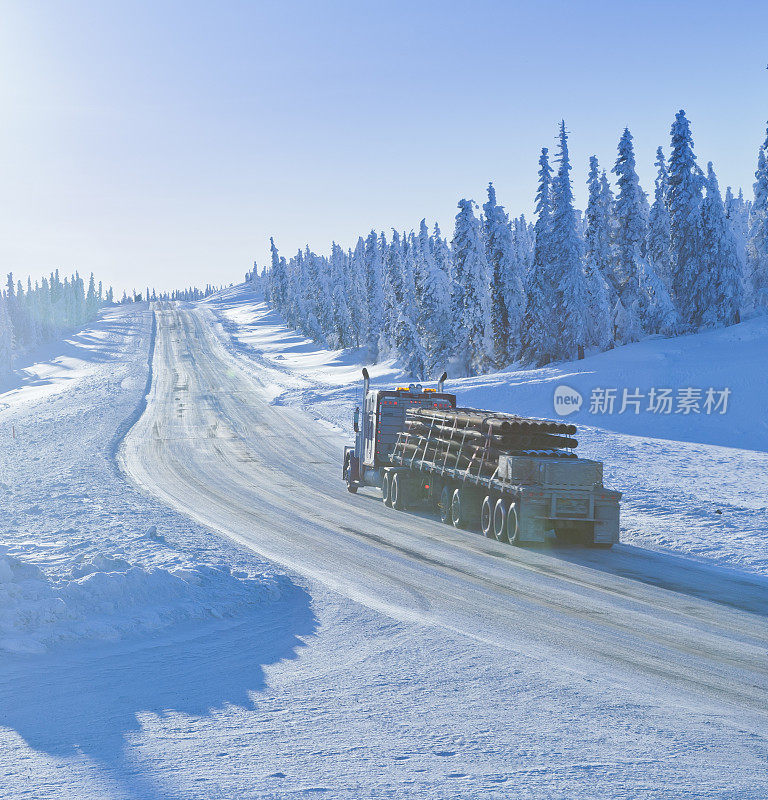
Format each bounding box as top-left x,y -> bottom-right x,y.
255,110 -> 768,378
0,270 -> 113,375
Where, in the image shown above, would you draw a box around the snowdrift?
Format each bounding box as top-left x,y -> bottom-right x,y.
0,547 -> 282,655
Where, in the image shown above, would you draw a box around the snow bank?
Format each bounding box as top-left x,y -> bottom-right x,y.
0,548 -> 281,655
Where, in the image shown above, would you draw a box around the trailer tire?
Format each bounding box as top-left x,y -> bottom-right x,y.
391,473 -> 407,510
439,485 -> 452,524
507,502 -> 519,544
451,487 -> 470,529
493,498 -> 509,543
382,471 -> 392,507
481,495 -> 494,538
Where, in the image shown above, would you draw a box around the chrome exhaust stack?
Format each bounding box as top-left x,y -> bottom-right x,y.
437,371 -> 447,393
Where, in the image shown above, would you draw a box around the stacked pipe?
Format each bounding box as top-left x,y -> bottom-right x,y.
396,407 -> 578,475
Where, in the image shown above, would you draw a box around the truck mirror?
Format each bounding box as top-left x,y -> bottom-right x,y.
353,406 -> 360,433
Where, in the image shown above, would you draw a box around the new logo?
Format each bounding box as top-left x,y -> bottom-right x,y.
553,385 -> 583,416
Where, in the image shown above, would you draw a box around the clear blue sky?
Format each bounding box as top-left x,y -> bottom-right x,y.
1,0 -> 766,294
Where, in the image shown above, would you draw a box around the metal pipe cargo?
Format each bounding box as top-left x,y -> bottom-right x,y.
405,419 -> 578,451
409,407 -> 577,436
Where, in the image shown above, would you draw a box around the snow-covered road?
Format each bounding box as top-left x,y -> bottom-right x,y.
121,303 -> 768,731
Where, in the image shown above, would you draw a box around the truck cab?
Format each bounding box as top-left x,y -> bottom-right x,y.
344,371 -> 455,492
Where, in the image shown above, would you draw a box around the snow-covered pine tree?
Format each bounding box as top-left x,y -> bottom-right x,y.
86,273 -> 98,318
347,237 -> 367,349
520,147 -> 559,365
748,124 -> 768,310
668,110 -> 705,328
725,187 -> 751,312
637,258 -> 680,336
394,233 -> 426,378
378,232 -> 397,358
611,128 -> 647,314
268,237 -> 288,312
364,230 -> 385,359
585,157 -> 612,276
329,242 -> 353,348
451,199 -> 493,375
611,297 -> 642,345
647,146 -> 672,290
483,183 -> 524,365
512,215 -> 534,278
700,162 -> 743,327
584,156 -> 614,350
414,220 -> 452,376
0,292 -> 14,374
551,121 -> 589,360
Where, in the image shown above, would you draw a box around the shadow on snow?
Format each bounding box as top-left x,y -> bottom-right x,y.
0,580 -> 317,799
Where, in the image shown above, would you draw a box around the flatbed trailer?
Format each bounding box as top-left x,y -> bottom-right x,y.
343,370 -> 621,547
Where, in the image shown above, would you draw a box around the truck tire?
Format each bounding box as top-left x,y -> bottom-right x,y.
481,495 -> 494,538
382,471 -> 392,507
391,473 -> 407,510
439,485 -> 452,524
506,502 -> 519,544
451,487 -> 469,529
493,498 -> 509,543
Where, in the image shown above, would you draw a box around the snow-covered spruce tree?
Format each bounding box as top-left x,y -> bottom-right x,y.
415,219 -> 453,377
394,233 -> 426,378
585,157 -> 612,277
637,258 -> 680,336
748,125 -> 768,310
86,273 -> 98,318
329,242 -> 353,348
647,146 -> 672,290
551,121 -> 588,360
520,147 -> 559,365
483,183 -> 524,365
700,162 -> 743,327
611,297 -> 642,345
0,292 -> 14,374
299,247 -> 326,344
268,237 -> 288,312
725,187 -> 751,311
377,231 -> 406,358
431,223 -> 452,279
347,237 -> 368,349
583,156 -> 614,350
611,128 -> 647,311
512,215 -> 534,278
451,199 -> 493,375
668,110 -> 705,328
363,230 -> 385,359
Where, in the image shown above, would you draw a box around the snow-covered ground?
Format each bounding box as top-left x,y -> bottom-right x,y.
210,284 -> 768,577
1,293 -> 767,799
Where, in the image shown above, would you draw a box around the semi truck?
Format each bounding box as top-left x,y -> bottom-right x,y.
342,370 -> 621,547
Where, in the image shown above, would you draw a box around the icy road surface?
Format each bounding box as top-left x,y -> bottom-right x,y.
121,304 -> 768,732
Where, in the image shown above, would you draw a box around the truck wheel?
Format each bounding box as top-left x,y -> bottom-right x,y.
439,485 -> 452,524
382,472 -> 392,507
506,502 -> 519,544
391,473 -> 407,510
451,487 -> 467,528
481,495 -> 494,538
493,498 -> 509,543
